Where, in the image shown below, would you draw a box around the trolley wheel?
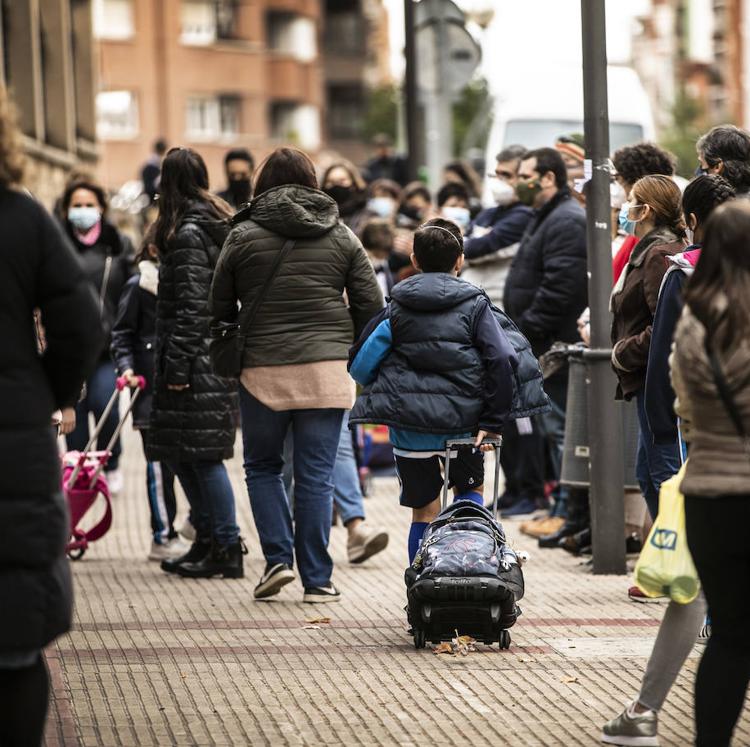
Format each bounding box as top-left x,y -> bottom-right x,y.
413,629 -> 426,649
68,547 -> 86,561
499,630 -> 511,650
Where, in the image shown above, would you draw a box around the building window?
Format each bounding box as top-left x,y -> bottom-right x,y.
270,102 -> 320,150
96,90 -> 138,139
324,11 -> 363,56
327,84 -> 364,139
181,0 -> 238,45
186,94 -> 240,140
267,13 -> 317,62
92,0 -> 135,40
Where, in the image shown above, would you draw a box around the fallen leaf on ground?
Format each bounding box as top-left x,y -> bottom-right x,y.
303,624 -> 321,630
561,675 -> 578,684
433,642 -> 454,655
452,632 -> 477,656
305,617 -> 331,624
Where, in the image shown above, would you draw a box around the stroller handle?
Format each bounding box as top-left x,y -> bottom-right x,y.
116,375 -> 146,391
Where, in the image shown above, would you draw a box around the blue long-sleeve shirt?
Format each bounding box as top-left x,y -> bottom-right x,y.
464,203 -> 534,261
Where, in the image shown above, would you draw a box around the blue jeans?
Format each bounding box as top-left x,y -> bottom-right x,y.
168,461 -> 238,545
636,390 -> 683,520
240,387 -> 344,589
281,411 -> 366,525
67,361 -> 121,470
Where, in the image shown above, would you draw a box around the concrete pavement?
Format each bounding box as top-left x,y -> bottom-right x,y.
45,427 -> 750,746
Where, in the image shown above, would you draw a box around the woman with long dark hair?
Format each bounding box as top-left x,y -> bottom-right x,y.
147,147 -> 242,579
211,147 -> 382,603
320,159 -> 370,235
672,200 -> 750,746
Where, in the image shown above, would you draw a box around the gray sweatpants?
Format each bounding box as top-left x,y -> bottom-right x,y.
639,593 -> 707,712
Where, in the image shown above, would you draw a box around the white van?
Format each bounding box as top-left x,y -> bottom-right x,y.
482,65 -> 655,191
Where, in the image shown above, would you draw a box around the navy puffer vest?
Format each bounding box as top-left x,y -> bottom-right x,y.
352,274 -> 486,434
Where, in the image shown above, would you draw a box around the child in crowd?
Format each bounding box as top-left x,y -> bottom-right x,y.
361,219 -> 395,297
436,182 -> 472,234
110,229 -> 189,561
348,218 -> 518,563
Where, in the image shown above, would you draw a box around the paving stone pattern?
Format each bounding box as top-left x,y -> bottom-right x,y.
45,428 -> 750,746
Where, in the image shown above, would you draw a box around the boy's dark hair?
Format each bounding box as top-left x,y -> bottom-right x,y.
521,147 -> 568,189
224,147 -> 254,170
436,181 -> 470,208
361,219 -> 394,256
413,218 -> 463,273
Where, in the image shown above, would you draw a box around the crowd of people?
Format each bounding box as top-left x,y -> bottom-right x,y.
1,69 -> 750,744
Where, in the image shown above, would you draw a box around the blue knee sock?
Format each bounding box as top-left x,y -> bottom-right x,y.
453,491 -> 484,506
408,522 -> 428,564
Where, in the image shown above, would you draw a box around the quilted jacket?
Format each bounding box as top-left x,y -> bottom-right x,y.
210,184 -> 383,368
147,204 -> 238,462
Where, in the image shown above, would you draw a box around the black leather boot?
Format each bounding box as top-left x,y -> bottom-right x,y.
176,539 -> 247,579
538,522 -> 585,548
559,527 -> 592,556
160,537 -> 210,574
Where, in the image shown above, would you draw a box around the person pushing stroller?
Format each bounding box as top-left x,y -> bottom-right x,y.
348,218 -> 522,563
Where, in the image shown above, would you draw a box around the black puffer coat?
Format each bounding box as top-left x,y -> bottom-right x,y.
503,190 -> 588,358
64,219 -> 135,358
147,206 -> 238,463
0,189 -> 101,652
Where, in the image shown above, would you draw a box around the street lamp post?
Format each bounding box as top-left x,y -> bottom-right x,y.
580,0 -> 626,574
404,0 -> 419,182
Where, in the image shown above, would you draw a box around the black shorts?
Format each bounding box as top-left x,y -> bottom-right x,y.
395,448 -> 485,509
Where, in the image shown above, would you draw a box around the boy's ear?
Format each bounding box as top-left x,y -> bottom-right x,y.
410,252 -> 420,271
455,253 -> 465,273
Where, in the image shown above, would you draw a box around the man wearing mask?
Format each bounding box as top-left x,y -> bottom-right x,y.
217,148 -> 254,210
462,144 -> 532,309
502,147 -> 588,516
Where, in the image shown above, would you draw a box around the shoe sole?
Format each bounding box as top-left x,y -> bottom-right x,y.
302,593 -> 342,603
176,567 -> 244,579
601,732 -> 659,746
349,531 -> 389,564
254,569 -> 295,599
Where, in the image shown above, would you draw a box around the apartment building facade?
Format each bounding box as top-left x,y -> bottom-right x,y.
0,0 -> 97,208
95,0 -> 324,190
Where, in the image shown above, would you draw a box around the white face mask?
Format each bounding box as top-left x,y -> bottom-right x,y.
490,178 -> 516,206
367,196 -> 396,219
441,206 -> 471,232
610,181 -> 626,210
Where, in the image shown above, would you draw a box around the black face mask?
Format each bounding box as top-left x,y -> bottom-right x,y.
228,177 -> 251,205
324,184 -> 355,207
399,204 -> 423,222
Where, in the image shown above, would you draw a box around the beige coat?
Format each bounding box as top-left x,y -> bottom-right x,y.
671,305 -> 750,496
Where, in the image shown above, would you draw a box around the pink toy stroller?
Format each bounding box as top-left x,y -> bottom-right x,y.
62,375 -> 145,559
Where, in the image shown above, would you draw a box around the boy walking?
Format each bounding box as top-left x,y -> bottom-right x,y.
348,218 -> 519,563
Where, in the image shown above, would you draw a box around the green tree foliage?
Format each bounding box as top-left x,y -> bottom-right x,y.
659,92 -> 708,178
363,84 -> 399,142
452,76 -> 491,157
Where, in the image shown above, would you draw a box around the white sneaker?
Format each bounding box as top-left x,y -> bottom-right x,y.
347,523 -> 389,564
148,537 -> 189,562
178,517 -> 196,542
106,469 -> 124,496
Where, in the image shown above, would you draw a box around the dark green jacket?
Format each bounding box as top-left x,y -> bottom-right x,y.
210,185 -> 383,368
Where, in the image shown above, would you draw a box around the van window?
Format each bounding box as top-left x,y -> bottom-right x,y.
504,120 -> 644,152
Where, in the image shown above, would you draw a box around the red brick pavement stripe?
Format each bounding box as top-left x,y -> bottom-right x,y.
44,649 -> 79,747
56,644 -> 555,660
71,617 -> 659,632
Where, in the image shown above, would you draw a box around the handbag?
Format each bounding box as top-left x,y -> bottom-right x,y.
209,238 -> 295,378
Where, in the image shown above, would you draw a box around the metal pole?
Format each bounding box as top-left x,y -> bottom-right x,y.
403,0 -> 418,182
581,0 -> 625,574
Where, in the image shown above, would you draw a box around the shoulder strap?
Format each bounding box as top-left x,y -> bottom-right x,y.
705,339 -> 747,439
239,238 -> 295,336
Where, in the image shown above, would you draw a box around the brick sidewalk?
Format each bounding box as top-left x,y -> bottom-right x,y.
45,428 -> 750,746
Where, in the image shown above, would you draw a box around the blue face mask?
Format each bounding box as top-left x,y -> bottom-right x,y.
618,202 -> 639,236
68,206 -> 101,232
